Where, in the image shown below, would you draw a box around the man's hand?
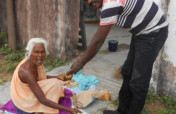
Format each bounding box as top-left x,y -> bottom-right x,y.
57,74 -> 73,81
69,108 -> 82,114
66,61 -> 84,76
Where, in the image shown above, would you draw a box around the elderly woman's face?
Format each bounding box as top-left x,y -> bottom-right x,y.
30,43 -> 46,66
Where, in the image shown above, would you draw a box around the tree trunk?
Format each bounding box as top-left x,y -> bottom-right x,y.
6,0 -> 16,50
0,0 -> 7,33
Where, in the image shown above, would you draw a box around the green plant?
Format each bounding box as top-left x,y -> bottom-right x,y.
0,47 -> 25,73
158,109 -> 176,114
0,45 -> 13,54
159,96 -> 176,113
0,32 -> 8,45
145,87 -> 176,114
0,32 -> 7,38
146,88 -> 159,104
7,63 -> 18,72
0,67 -> 5,73
141,108 -> 151,114
5,49 -> 25,63
111,98 -> 118,106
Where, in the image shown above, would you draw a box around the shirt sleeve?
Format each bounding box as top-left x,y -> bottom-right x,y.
100,0 -> 123,26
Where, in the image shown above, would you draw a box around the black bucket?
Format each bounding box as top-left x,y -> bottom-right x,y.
108,40 -> 118,52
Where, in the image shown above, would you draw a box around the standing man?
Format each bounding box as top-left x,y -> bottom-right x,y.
67,0 -> 168,114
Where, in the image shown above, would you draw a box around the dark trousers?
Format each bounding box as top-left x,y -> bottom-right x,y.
117,26 -> 168,114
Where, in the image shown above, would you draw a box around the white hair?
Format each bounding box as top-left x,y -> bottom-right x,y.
25,38 -> 49,58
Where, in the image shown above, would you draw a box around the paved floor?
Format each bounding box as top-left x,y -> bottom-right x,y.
0,24 -> 131,114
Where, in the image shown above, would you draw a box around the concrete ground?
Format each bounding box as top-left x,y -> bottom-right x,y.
0,24 -> 131,114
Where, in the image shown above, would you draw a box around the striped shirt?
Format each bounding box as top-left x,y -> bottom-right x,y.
100,0 -> 168,35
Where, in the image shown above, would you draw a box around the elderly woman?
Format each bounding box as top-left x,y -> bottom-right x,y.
10,38 -> 81,114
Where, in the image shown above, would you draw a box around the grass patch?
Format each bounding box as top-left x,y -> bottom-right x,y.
0,45 -> 13,54
5,49 -> 25,63
141,108 -> 151,114
145,87 -> 176,114
0,47 -> 25,73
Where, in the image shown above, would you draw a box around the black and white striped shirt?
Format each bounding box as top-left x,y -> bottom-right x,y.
100,0 -> 168,35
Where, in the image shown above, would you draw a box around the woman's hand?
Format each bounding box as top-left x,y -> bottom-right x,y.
69,108 -> 82,114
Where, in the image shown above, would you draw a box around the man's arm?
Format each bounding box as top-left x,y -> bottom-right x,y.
67,25 -> 112,75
